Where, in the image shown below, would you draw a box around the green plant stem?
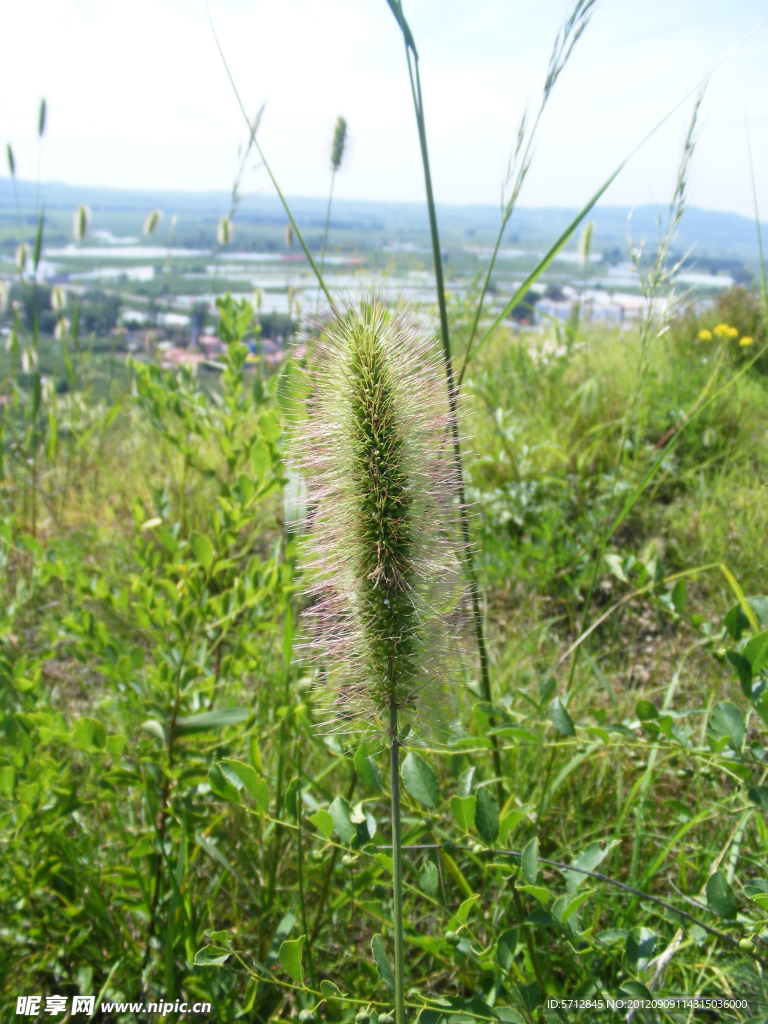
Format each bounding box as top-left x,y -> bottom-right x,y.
389,698 -> 405,1024
316,169 -> 336,314
394,10 -> 503,797
295,735 -> 316,991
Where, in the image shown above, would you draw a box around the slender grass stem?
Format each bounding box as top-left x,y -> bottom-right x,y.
390,4 -> 503,797
295,735 -> 316,991
389,698 -> 405,1024
316,169 -> 336,315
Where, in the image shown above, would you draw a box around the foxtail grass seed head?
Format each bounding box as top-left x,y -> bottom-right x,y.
143,209 -> 161,236
50,286 -> 66,314
285,222 -> 294,249
21,347 -> 37,373
54,318 -> 71,341
331,116 -> 347,172
73,204 -> 90,242
38,98 -> 47,138
15,243 -> 28,275
0,281 -> 8,317
217,215 -> 233,246
290,300 -> 466,733
7,143 -> 15,177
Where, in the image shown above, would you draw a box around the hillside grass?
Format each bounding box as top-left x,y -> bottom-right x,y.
2,291 -> 768,1023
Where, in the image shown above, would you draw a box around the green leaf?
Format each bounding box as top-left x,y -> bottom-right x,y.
748,787 -> 768,811
744,880 -> 768,909
456,893 -> 480,923
521,837 -> 539,885
671,579 -> 687,614
72,716 -> 106,751
549,697 -> 575,736
141,719 -> 166,744
278,935 -> 305,984
605,552 -> 628,582
0,766 -> 15,797
419,861 -> 439,897
726,651 -> 753,700
175,707 -> 249,735
566,840 -> 619,894
725,603 -> 751,640
194,946 -> 230,966
706,870 -> 736,919
496,928 -> 518,971
219,758 -> 269,810
105,735 -> 127,758
451,794 -> 476,832
401,751 -> 439,809
620,981 -> 652,1000
499,810 -> 524,840
208,763 -> 241,804
745,631 -> 768,675
354,741 -> 383,792
561,888 -> 595,924
626,928 -> 656,970
707,702 -> 745,752
474,788 -> 499,843
635,699 -> 659,722
329,796 -> 356,843
371,934 -> 395,992
516,882 -> 550,906
458,766 -> 475,798
309,809 -> 334,839
190,533 -> 215,573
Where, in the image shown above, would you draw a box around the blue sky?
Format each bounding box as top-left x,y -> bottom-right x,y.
2,0 -> 767,217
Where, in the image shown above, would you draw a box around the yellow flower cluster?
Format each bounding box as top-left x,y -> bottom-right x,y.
697,322 -> 754,347
713,323 -> 739,339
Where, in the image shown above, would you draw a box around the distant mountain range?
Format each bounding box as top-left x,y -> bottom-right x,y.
1,177 -> 765,263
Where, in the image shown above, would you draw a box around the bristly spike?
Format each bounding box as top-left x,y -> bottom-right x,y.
289,298 -> 466,734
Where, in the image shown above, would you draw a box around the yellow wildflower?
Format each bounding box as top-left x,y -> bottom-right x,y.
713,322 -> 738,339
739,335 -> 754,347
697,328 -> 713,341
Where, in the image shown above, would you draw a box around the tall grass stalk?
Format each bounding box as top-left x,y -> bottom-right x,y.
291,301 -> 464,1023
384,0 -> 502,792
316,116 -> 347,314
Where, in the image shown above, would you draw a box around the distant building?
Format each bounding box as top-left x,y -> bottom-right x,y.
198,334 -> 224,355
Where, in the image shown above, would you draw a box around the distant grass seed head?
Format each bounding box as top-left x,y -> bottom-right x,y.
73,204 -> 90,242
290,300 -> 466,732
144,210 -> 162,236
331,116 -> 348,173
50,286 -> 66,314
217,215 -> 233,246
15,243 -> 28,275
